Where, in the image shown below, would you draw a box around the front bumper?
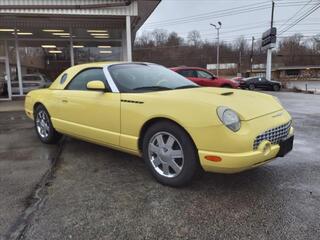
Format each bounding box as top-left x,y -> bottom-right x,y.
199,128 -> 294,174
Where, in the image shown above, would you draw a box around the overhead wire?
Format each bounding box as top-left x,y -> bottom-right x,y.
143,1 -> 320,28
278,3 -> 320,35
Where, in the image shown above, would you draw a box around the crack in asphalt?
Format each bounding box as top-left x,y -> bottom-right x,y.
3,138 -> 65,240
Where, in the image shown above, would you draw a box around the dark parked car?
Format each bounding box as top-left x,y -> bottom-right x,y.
240,77 -> 281,91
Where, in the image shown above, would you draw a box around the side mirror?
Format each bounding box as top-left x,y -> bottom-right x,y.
86,80 -> 106,91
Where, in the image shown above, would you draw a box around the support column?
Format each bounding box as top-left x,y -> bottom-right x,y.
122,30 -> 127,61
4,40 -> 12,100
266,48 -> 272,80
14,28 -> 23,96
69,26 -> 74,66
126,15 -> 132,62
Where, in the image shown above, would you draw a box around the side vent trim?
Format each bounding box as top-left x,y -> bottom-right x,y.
121,99 -> 144,104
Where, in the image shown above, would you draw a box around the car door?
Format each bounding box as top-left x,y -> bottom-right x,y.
195,70 -> 218,87
177,69 -> 201,84
54,68 -> 121,146
260,77 -> 272,89
253,77 -> 263,88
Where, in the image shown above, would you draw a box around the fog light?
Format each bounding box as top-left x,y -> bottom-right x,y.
258,140 -> 271,156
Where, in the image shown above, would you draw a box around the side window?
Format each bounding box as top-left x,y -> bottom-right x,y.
66,68 -> 109,91
252,77 -> 259,83
197,70 -> 213,79
178,70 -> 196,78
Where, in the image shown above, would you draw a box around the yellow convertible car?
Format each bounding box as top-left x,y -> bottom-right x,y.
25,62 -> 294,187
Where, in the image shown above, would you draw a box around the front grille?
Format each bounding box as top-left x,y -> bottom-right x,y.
253,121 -> 291,150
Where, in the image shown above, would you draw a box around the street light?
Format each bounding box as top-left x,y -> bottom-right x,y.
210,21 -> 222,76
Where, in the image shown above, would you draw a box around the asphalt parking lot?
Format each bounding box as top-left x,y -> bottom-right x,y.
1,91 -> 320,240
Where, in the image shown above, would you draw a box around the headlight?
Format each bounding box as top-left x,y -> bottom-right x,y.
217,106 -> 241,132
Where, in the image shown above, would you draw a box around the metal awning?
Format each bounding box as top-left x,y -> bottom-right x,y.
0,0 -> 137,16
0,0 -> 161,33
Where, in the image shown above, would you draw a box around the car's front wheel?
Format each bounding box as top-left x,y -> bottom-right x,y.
34,105 -> 62,144
273,84 -> 280,91
142,121 -> 201,187
248,83 -> 255,90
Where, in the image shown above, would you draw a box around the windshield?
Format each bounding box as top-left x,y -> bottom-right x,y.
108,63 -> 198,93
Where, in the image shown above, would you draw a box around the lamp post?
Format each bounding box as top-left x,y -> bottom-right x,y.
250,36 -> 255,75
210,21 -> 222,76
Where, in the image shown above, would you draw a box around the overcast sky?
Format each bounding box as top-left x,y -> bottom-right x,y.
138,0 -> 320,42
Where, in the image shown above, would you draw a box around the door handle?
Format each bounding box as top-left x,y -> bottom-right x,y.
62,99 -> 68,103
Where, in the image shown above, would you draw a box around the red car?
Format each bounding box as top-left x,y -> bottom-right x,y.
170,67 -> 239,88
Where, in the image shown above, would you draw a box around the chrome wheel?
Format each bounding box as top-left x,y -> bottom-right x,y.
36,110 -> 50,138
148,131 -> 184,178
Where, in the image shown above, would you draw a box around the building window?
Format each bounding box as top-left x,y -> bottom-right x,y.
285,69 -> 300,76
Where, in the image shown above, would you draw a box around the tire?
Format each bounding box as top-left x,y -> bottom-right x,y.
273,84 -> 280,91
34,104 -> 62,144
142,121 -> 201,187
248,83 -> 255,90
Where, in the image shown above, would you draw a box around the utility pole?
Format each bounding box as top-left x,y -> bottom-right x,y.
266,1 -> 275,80
210,21 -> 222,76
250,36 -> 255,75
239,50 -> 242,74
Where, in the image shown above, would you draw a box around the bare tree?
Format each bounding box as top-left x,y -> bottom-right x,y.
312,34 -> 320,54
234,36 -> 249,52
278,34 -> 309,65
136,31 -> 155,47
187,30 -> 202,47
166,32 -> 184,46
151,29 -> 169,46
133,30 -> 320,69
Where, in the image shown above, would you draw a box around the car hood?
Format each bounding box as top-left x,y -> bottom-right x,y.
147,87 -> 283,121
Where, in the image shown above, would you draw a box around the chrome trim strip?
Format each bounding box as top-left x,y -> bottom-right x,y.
103,64 -> 119,93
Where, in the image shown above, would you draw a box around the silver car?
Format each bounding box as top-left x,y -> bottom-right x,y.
11,74 -> 52,94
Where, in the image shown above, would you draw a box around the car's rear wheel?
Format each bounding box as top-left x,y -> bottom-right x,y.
34,105 -> 62,144
273,84 -> 280,91
248,83 -> 255,90
142,121 -> 201,187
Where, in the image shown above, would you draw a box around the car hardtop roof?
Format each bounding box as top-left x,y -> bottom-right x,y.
170,66 -> 208,71
49,62 -> 162,90
70,61 -> 158,69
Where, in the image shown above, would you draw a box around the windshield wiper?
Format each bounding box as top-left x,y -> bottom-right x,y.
133,86 -> 172,91
175,85 -> 199,90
